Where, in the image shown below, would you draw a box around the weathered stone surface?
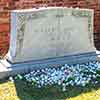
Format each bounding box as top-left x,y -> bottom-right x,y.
6,7 -> 95,63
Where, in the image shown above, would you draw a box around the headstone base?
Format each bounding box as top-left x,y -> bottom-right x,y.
0,52 -> 96,79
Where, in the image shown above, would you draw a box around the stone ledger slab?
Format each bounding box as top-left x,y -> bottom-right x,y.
0,7 -> 96,79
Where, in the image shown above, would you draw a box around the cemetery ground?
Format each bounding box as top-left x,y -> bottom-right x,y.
0,78 -> 100,100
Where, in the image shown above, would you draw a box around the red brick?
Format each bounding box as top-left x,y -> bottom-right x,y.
0,18 -> 9,24
0,24 -> 10,32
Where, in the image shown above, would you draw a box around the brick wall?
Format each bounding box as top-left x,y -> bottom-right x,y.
0,0 -> 100,56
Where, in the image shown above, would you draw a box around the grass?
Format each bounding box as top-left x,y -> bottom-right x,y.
0,79 -> 100,100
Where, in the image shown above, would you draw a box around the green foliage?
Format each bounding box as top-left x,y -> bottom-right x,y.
96,70 -> 100,74
0,80 -> 100,100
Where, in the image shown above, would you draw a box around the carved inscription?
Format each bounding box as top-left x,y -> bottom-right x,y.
9,7 -> 94,62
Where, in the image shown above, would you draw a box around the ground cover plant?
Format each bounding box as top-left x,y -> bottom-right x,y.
0,61 -> 100,100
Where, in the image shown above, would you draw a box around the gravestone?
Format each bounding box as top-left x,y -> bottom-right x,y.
0,7 -> 96,79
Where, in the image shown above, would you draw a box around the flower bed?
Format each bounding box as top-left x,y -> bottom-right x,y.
13,61 -> 100,91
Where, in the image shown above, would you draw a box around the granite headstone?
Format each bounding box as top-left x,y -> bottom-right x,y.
6,7 -> 95,63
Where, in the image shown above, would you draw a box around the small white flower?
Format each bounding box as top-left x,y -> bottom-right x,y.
61,66 -> 65,70
65,64 -> 68,67
66,82 -> 69,86
30,71 -> 35,74
58,81 -> 62,85
9,77 -> 14,83
82,83 -> 86,87
89,75 -> 92,78
94,81 -> 98,84
71,82 -> 74,86
62,83 -> 66,92
93,75 -> 96,78
77,81 -> 80,85
87,78 -> 91,81
38,85 -> 41,88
